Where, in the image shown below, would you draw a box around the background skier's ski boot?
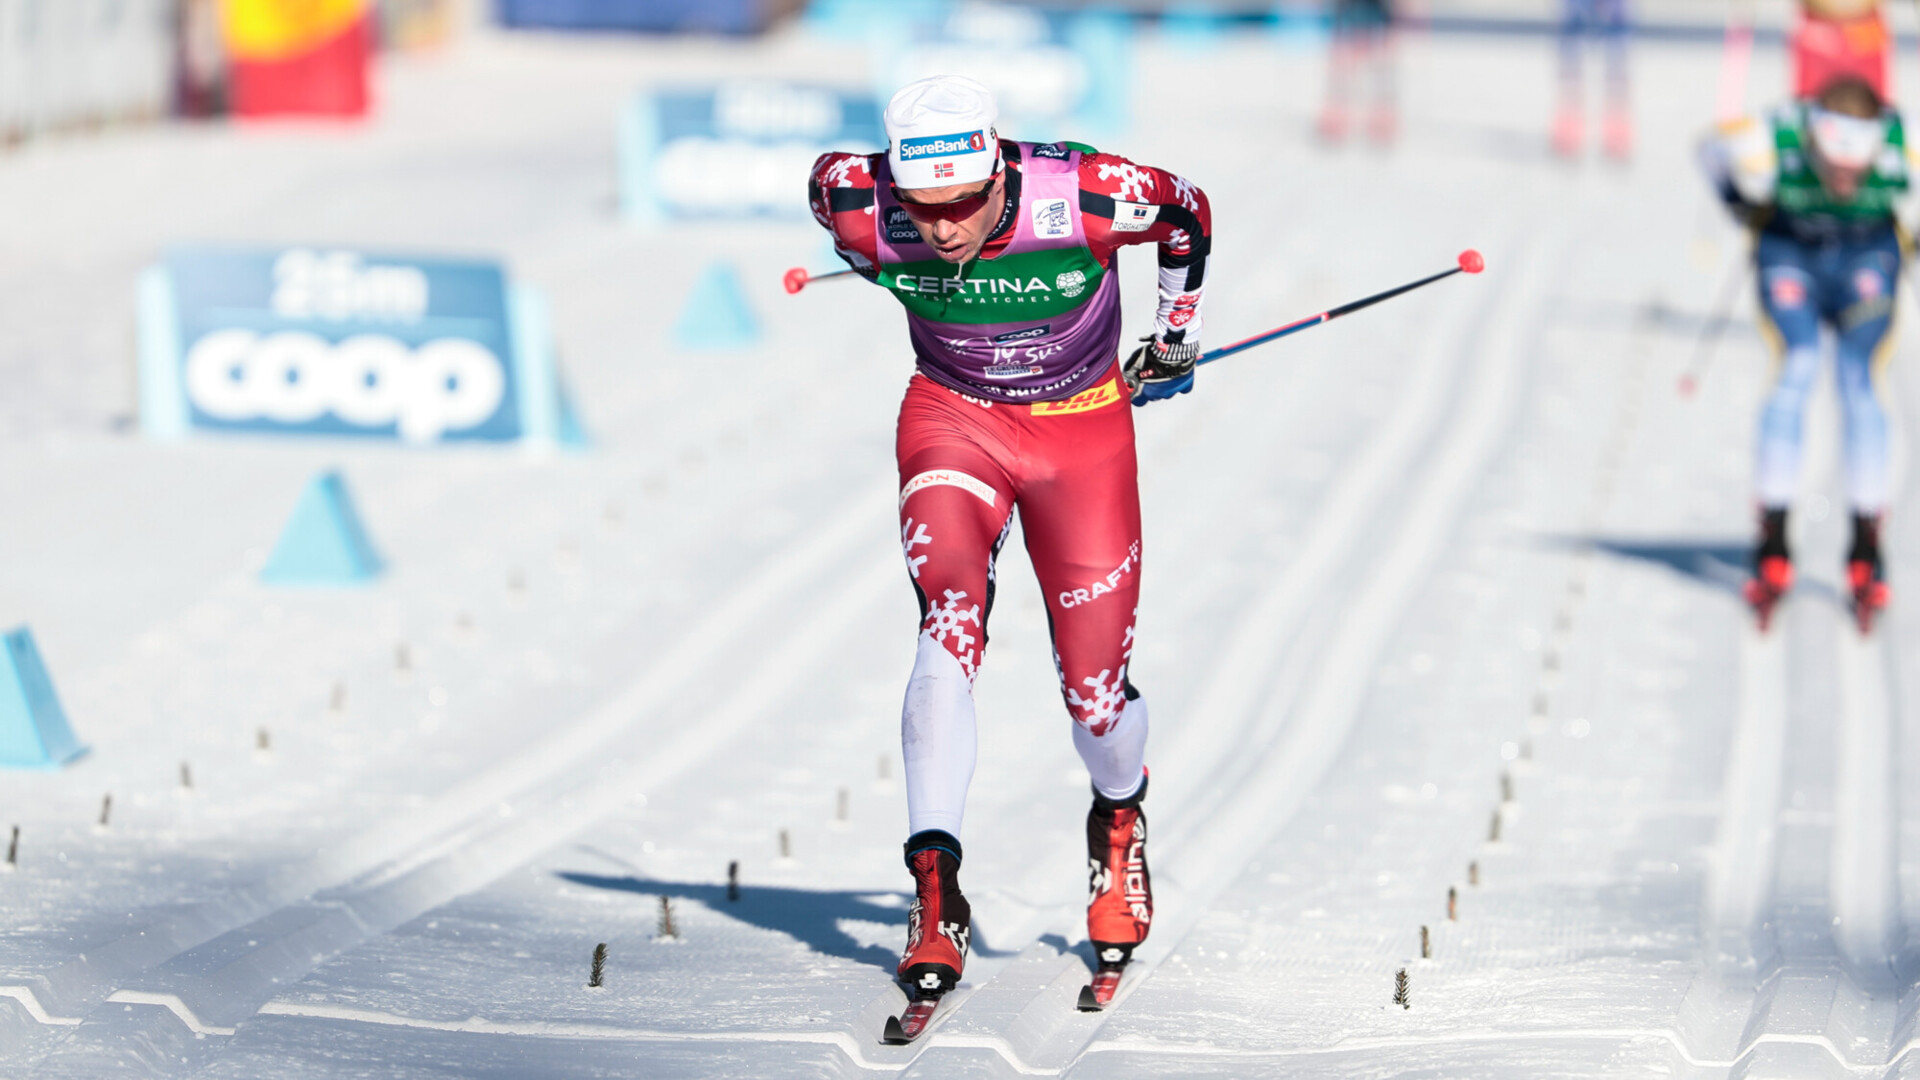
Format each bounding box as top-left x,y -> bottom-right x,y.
1551,99 -> 1583,158
1602,104 -> 1633,161
886,831 -> 970,1043
1367,103 -> 1398,145
1848,512 -> 1890,633
1316,102 -> 1349,144
1081,774 -> 1151,1011
1745,507 -> 1793,630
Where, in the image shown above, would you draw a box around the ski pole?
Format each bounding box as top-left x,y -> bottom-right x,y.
1195,249 -> 1484,367
784,266 -> 859,294
1676,255 -> 1751,398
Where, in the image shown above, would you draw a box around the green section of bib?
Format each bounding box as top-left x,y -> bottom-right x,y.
879,244 -> 1106,325
1773,104 -> 1908,223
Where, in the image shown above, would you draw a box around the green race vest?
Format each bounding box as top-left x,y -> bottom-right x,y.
1772,103 -> 1907,227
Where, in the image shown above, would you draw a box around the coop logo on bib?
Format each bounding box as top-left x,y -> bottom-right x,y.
1056,270 -> 1087,298
992,325 -> 1050,344
886,206 -> 921,244
1031,198 -> 1071,239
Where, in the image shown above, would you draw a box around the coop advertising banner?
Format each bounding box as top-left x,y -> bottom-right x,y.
139,246 -> 577,448
620,81 -> 884,222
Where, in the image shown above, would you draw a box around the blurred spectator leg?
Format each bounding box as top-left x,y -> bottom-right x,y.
1365,15 -> 1397,145
1319,0 -> 1357,143
1552,0 -> 1587,158
176,0 -> 227,118
1601,0 -> 1632,161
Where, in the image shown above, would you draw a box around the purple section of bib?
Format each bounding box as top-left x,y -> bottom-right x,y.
876,142 -> 1124,405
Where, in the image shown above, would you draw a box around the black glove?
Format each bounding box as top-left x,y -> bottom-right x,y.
1122,335 -> 1199,405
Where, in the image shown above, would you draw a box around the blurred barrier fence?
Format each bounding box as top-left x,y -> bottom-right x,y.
620,80 -> 884,223
805,0 -> 1131,143
139,246 -> 584,450
0,0 -> 175,144
497,0 -> 805,33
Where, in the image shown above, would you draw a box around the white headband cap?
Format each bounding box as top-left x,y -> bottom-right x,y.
884,75 -> 1001,189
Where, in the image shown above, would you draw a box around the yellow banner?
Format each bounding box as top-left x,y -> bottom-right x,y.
223,0 -> 368,62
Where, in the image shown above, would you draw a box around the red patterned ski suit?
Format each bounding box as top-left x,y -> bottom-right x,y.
810,141 -> 1211,839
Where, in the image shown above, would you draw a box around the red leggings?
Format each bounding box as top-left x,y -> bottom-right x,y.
896,368 -> 1143,735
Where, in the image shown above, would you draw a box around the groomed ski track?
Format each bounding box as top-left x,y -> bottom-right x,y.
7,25 -> 1920,1080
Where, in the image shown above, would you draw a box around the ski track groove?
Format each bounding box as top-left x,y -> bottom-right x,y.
5,476 -> 899,1074
232,999 -> 1920,1076
1670,280 -> 1915,1076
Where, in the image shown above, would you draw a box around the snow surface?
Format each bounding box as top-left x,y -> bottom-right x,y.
5,19 -> 1920,1079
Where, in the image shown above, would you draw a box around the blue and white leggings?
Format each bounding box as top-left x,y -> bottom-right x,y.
1753,231 -> 1900,514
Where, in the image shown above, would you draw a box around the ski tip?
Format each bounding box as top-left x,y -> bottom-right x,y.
783,267 -> 810,295
1076,985 -> 1105,1012
881,1015 -> 910,1044
1457,249 -> 1485,275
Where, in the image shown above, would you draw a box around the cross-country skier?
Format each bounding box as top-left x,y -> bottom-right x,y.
1699,76 -> 1911,630
807,75 -> 1211,1031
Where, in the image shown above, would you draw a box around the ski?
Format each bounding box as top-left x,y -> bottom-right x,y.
881,993 -> 943,1044
1076,965 -> 1126,1012
1850,578 -> 1889,635
1744,578 -> 1785,632
1745,551 -> 1793,633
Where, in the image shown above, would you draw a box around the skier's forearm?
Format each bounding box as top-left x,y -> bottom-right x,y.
1152,259 -> 1205,344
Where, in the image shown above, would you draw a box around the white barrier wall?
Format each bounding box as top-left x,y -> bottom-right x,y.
0,0 -> 175,144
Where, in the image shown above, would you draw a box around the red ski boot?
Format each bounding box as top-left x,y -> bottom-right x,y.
1080,774 -> 1151,1011
1602,104 -> 1633,162
1551,99 -> 1584,159
886,831 -> 968,1043
1848,512 -> 1890,634
1744,507 -> 1793,631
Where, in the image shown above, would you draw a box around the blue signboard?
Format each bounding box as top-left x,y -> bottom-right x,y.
497,0 -> 772,33
138,246 -> 582,448
804,1 -> 1133,140
620,81 -> 884,223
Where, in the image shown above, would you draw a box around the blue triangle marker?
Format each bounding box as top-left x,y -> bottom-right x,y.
261,470 -> 384,586
555,377 -> 590,449
673,262 -> 761,351
0,626 -> 87,770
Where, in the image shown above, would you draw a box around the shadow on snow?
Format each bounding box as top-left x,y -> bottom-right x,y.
1558,535 -> 1852,607
555,872 -> 1022,973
